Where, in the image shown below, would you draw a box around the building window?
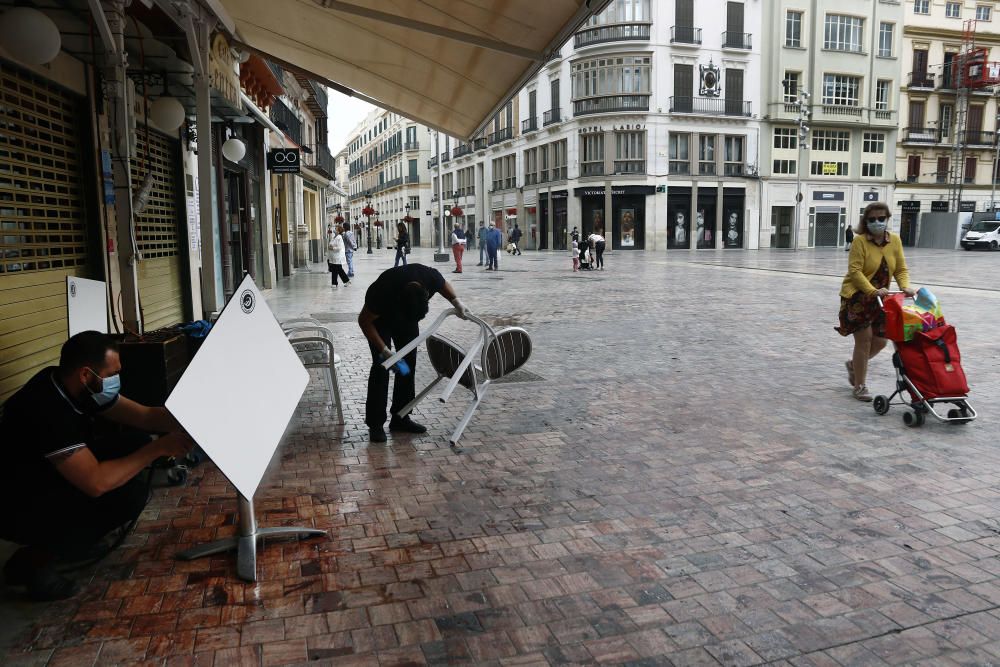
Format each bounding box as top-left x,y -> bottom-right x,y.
539,142 -> 550,182
724,136 -> 744,175
504,154 -> 516,189
553,139 -> 568,180
824,15 -> 864,53
669,133 -> 690,174
976,5 -> 992,21
941,104 -> 954,139
875,80 -> 891,111
810,161 -> 848,176
571,55 -> 652,107
581,133 -> 605,176
524,148 -> 538,185
878,23 -> 893,57
786,10 -> 802,47
862,163 -> 884,177
937,156 -> 950,183
585,0 -> 651,25
907,155 -> 920,182
783,71 -> 800,103
614,131 -> 645,174
965,156 -> 977,183
822,74 -> 861,106
914,0 -> 929,14
863,132 -> 886,153
699,135 -> 716,175
774,127 -> 798,149
812,130 -> 850,152
773,159 -> 797,174
946,2 -> 961,17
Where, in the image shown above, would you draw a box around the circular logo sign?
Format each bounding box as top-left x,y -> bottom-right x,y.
240,289 -> 255,314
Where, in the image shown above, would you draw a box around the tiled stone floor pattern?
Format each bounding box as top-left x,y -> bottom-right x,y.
3,247 -> 1000,666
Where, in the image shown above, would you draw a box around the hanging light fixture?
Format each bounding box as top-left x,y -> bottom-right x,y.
0,7 -> 62,65
222,136 -> 247,162
148,73 -> 185,131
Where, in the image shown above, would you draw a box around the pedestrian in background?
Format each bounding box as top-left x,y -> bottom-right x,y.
477,220 -> 487,266
485,221 -> 501,271
571,238 -> 579,272
326,225 -> 350,288
836,202 -> 916,401
451,222 -> 466,273
393,222 -> 409,268
844,224 -> 854,252
343,223 -> 358,277
509,223 -> 523,255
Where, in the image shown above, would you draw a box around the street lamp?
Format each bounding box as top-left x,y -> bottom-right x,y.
363,192 -> 375,255
793,90 -> 811,251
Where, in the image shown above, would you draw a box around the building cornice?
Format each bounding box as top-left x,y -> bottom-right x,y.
904,26 -> 1000,46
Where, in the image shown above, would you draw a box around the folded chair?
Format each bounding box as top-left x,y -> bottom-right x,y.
281,319 -> 344,424
382,309 -> 532,448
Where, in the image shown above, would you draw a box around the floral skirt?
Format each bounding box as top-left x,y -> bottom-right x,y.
835,258 -> 890,337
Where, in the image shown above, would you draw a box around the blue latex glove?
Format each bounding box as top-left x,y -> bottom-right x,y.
380,347 -> 411,376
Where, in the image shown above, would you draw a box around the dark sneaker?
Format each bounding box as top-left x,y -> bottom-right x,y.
369,427 -> 387,443
389,416 -> 427,434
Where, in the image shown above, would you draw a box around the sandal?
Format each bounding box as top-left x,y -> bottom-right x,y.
845,360 -> 855,387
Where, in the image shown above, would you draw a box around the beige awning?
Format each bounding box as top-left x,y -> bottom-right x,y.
214,0 -> 609,140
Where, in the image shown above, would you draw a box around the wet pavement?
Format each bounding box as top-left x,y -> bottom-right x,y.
3,246 -> 1000,666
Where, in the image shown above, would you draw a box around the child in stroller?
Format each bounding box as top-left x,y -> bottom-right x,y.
578,240 -> 593,270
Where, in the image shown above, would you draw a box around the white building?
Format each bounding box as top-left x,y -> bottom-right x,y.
430,0 -> 763,252
343,110 -> 433,247
760,0 -> 903,248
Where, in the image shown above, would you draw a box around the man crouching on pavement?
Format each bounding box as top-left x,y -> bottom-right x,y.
358,263 -> 471,443
0,331 -> 194,600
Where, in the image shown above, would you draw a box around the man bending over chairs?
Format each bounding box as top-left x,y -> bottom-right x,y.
0,331 -> 193,600
358,263 -> 471,443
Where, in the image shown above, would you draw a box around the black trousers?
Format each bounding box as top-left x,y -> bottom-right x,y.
366,317 -> 419,427
328,262 -> 349,285
594,241 -> 606,269
0,435 -> 150,550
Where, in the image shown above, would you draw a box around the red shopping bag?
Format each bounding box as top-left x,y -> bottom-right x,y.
897,325 -> 969,400
882,293 -> 907,342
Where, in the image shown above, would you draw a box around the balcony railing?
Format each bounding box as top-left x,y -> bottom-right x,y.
581,163 -> 604,176
404,175 -> 420,184
428,156 -> 438,168
904,127 -> 941,143
669,96 -> 751,117
522,117 -> 538,133
440,150 -> 450,162
488,127 -> 513,145
474,137 -> 488,150
543,108 -> 562,126
939,72 -> 956,89
820,104 -> 862,117
270,98 -> 302,145
722,31 -> 752,50
874,109 -> 896,121
908,71 -> 935,88
962,130 -> 996,145
308,81 -> 329,116
313,144 -> 335,178
670,26 -> 702,44
574,22 -> 651,48
573,94 -> 650,116
453,144 -> 472,158
614,160 -> 646,174
404,141 -> 420,151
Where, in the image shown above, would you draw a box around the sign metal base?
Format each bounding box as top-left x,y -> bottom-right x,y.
176,494 -> 325,582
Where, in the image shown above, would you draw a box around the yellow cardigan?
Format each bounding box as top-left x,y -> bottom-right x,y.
840,233 -> 911,298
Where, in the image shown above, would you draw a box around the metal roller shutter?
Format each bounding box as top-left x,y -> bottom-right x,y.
0,61 -> 89,403
132,127 -> 187,331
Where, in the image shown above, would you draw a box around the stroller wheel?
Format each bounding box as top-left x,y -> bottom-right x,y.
166,466 -> 188,486
903,410 -> 925,427
873,395 -> 890,415
947,408 -> 971,423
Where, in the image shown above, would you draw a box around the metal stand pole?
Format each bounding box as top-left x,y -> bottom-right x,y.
176,494 -> 325,582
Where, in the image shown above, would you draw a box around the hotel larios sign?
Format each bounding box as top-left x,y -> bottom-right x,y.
209,33 -> 241,110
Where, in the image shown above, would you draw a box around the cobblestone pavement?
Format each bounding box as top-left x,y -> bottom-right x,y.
4,247 -> 1000,666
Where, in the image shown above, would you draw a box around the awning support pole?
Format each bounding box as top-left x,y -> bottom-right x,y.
192,12 -> 222,316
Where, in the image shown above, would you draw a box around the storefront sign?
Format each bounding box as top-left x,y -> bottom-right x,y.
573,185 -> 655,197
813,191 -> 845,201
931,201 -> 949,212
821,163 -> 839,175
576,123 -> 645,133
267,148 -> 301,173
863,191 -> 880,202
960,200 -> 977,212
550,190 -> 568,200
898,200 -> 921,211
209,32 -> 241,110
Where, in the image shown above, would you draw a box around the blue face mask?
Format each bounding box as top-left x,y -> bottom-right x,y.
868,221 -> 887,235
86,368 -> 121,407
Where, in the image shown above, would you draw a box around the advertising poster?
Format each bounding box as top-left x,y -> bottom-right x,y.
668,208 -> 689,249
620,208 -> 635,247
724,210 -> 743,248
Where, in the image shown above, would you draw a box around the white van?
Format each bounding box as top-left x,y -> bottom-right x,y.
961,220 -> 1000,250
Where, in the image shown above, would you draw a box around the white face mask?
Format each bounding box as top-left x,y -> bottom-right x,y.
868,220 -> 888,235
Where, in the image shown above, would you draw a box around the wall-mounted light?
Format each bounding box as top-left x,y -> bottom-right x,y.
222,137 -> 247,162
150,96 -> 185,131
0,7 -> 61,65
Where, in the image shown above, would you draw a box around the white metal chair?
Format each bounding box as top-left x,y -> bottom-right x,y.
281,319 -> 344,424
382,309 -> 532,448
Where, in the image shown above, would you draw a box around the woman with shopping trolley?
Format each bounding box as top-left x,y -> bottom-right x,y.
836,202 -> 917,401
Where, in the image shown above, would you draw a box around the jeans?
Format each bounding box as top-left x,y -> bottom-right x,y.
594,241 -> 606,269
486,247 -> 499,269
479,244 -> 486,264
366,317 -> 419,427
394,247 -> 407,267
345,250 -> 355,276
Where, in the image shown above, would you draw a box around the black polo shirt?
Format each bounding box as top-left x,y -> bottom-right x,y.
364,264 -> 446,321
0,367 -> 117,499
